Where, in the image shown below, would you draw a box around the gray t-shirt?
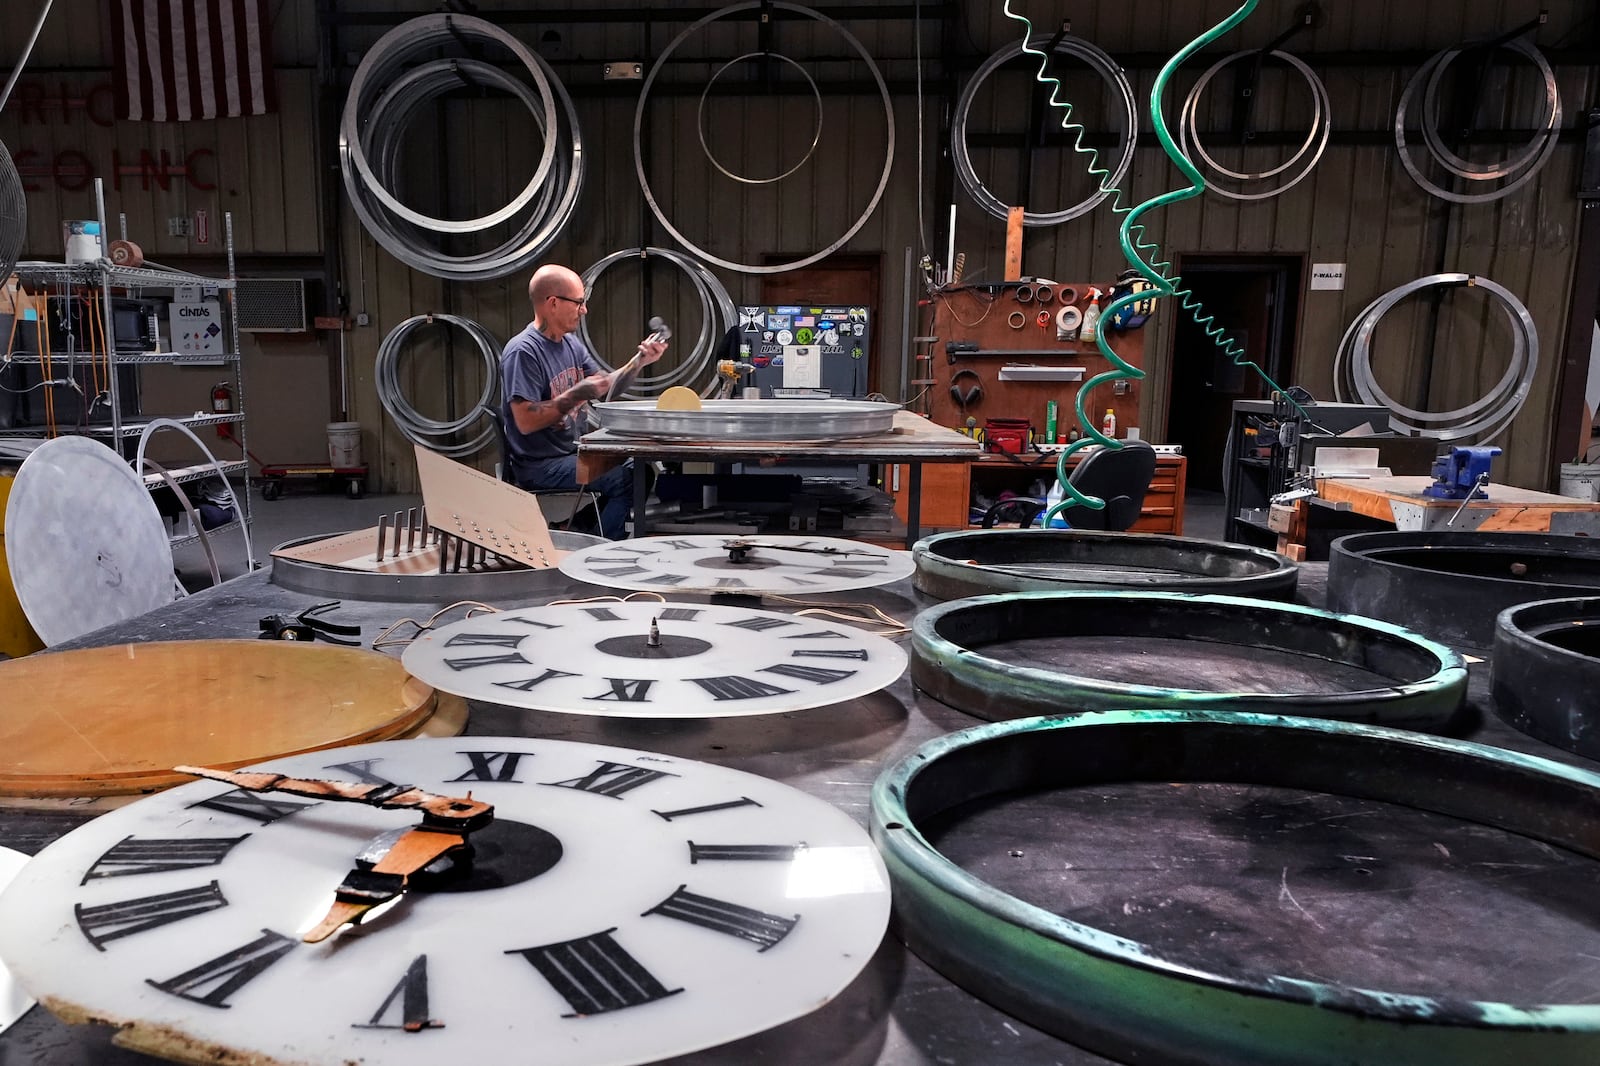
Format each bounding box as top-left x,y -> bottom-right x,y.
499,323 -> 602,469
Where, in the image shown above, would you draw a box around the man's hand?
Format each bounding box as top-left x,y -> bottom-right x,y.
637,338 -> 668,368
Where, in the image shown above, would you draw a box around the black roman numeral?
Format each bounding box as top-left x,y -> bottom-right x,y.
355,955 -> 441,1032
449,751 -> 528,783
781,575 -> 824,587
504,615 -> 562,630
508,929 -> 682,1016
444,651 -> 530,671
652,796 -> 761,822
644,886 -> 798,951
443,631 -> 526,649
544,760 -> 675,798
592,565 -> 648,578
189,789 -> 316,826
76,882 -> 228,950
582,607 -> 624,621
689,843 -> 804,863
792,647 -> 870,660
146,929 -> 297,1007
642,573 -> 690,586
819,568 -> 879,579
714,577 -> 749,588
587,678 -> 655,702
321,758 -> 394,784
690,675 -> 795,701
761,663 -> 857,685
495,667 -> 579,693
82,835 -> 248,882
657,539 -> 699,550
782,628 -> 849,639
658,607 -> 703,621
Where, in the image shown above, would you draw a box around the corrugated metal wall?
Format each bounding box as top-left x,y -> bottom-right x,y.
2,0 -> 1595,491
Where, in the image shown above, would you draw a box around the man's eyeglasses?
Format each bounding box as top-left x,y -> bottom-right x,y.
551,293 -> 588,307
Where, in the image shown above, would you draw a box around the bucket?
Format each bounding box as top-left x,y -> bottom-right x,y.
1558,462 -> 1600,503
327,422 -> 363,468
62,220 -> 102,264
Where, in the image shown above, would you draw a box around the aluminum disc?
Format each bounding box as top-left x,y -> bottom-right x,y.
4,436 -> 174,646
561,534 -> 914,595
590,400 -> 898,441
403,600 -> 907,718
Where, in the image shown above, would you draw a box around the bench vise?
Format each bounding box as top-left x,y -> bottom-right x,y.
1423,445 -> 1502,501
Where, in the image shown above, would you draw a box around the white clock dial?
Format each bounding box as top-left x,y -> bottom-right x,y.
401,601 -> 907,718
559,535 -> 915,595
0,737 -> 891,1066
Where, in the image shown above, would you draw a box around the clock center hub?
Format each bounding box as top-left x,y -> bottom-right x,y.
594,633 -> 713,659
695,555 -> 781,571
413,819 -> 563,893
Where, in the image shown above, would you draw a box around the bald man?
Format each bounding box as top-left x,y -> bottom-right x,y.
500,264 -> 667,539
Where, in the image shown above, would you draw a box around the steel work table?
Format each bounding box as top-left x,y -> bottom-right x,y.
2,560 -> 1598,1065
576,409 -> 980,548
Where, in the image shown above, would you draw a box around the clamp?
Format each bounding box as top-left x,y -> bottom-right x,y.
259,601 -> 363,645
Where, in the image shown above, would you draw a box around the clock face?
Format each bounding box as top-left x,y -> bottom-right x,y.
401,601 -> 907,718
559,535 -> 915,595
0,737 -> 891,1066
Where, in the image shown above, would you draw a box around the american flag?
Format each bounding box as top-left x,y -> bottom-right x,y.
108,0 -> 276,122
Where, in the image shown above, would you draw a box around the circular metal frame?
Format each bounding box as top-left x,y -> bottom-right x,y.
633,1 -> 896,274
375,313 -> 500,458
1420,40 -> 1560,178
269,529 -> 604,603
697,52 -> 823,184
1332,273 -> 1538,444
0,140 -> 24,282
576,247 -> 734,399
951,35 -> 1137,226
1493,596 -> 1600,760
871,710 -> 1600,1066
1328,530 -> 1600,651
341,14 -> 557,234
5,436 -> 174,647
911,530 -> 1300,601
912,591 -> 1467,727
340,28 -> 583,281
591,399 -> 899,441
1178,49 -> 1330,201
1393,37 -> 1560,205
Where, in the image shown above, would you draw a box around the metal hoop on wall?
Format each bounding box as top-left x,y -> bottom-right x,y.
1178,49 -> 1330,201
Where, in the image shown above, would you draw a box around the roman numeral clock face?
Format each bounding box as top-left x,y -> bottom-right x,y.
0,737 -> 891,1066
558,535 -> 916,595
401,601 -> 907,718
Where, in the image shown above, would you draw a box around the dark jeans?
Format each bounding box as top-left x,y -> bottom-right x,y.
516,453 -> 635,540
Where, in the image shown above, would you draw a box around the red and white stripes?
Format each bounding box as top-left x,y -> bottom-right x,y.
109,0 -> 275,122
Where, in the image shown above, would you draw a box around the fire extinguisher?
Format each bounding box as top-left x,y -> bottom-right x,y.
212,382 -> 233,438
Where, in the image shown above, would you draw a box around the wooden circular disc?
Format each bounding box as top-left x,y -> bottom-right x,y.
0,640 -> 441,797
655,385 -> 703,411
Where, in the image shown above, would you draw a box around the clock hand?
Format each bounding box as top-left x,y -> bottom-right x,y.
301,824 -> 471,944
722,539 -> 879,562
174,766 -> 494,830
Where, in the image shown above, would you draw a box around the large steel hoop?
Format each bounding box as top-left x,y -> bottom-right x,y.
1178,49 -> 1330,201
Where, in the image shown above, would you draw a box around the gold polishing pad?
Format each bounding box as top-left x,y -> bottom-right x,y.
0,640 -> 456,797
655,386 -> 704,411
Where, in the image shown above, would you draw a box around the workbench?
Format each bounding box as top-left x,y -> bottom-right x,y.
1317,474 -> 1600,534
3,560 -> 1598,1065
576,410 -> 980,548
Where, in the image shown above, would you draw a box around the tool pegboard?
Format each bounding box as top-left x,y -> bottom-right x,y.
927,283 -> 1146,445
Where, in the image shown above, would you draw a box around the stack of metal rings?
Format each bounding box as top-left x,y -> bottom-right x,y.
1178,49 -> 1330,201
340,14 -> 583,281
375,313 -> 502,458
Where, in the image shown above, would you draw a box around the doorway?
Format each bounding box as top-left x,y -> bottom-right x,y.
1163,255 -> 1303,491
761,253 -> 883,397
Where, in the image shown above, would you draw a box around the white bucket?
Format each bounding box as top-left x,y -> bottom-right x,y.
1558,462 -> 1600,503
327,422 -> 363,468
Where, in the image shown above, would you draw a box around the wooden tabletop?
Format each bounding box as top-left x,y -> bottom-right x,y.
578,410 -> 979,480
1318,475 -> 1600,530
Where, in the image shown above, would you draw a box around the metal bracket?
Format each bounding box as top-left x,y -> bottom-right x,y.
1231,4 -> 1318,143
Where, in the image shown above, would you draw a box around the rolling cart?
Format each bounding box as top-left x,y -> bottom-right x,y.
257,463 -> 368,500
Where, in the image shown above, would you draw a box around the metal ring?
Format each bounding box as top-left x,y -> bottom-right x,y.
1393,40 -> 1560,204
1420,38 -> 1561,179
634,2 -> 895,275
374,314 -> 500,457
1055,285 -> 1078,305
1014,284 -> 1035,304
1035,284 -> 1054,305
577,247 -> 735,398
1007,311 -> 1027,329
951,35 -> 1137,226
1340,273 -> 1538,443
340,49 -> 584,280
912,591 -> 1466,727
1178,49 -> 1330,201
340,14 -> 557,234
696,52 -> 823,185
872,710 -> 1600,1065
1493,597 -> 1600,759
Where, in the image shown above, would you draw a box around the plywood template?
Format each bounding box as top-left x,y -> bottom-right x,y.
413,445 -> 560,569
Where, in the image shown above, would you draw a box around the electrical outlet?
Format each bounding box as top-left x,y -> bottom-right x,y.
1112,379 -> 1131,395
356,312 -> 371,327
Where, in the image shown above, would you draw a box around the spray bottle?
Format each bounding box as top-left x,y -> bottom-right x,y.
1081,287 -> 1102,343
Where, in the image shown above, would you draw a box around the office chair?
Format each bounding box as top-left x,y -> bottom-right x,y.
980,441 -> 1158,531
